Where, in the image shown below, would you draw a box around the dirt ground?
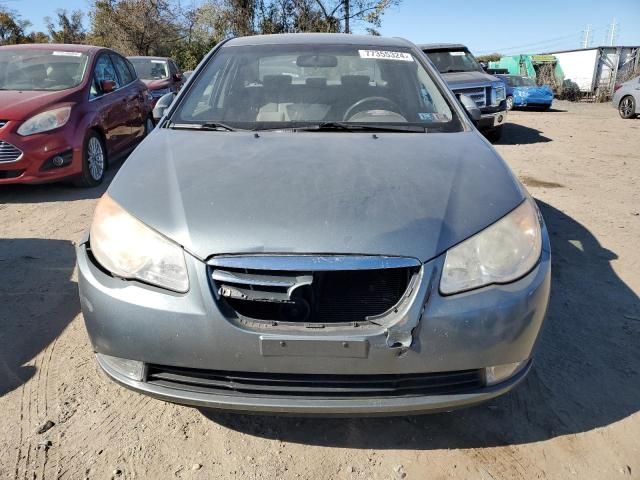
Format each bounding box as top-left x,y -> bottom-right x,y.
1,100 -> 639,480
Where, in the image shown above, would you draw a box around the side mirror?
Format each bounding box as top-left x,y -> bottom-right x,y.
152,92 -> 176,123
457,94 -> 482,123
101,79 -> 116,93
173,73 -> 183,82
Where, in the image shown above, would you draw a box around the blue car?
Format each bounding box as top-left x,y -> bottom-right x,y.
497,74 -> 554,110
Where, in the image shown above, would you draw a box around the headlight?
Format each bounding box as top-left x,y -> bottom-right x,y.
17,106 -> 71,136
494,85 -> 506,102
440,200 -> 542,295
150,87 -> 172,98
90,194 -> 189,292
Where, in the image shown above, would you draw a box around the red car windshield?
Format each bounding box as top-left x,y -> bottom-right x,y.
0,49 -> 89,91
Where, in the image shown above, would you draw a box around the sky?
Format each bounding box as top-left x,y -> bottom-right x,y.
6,0 -> 640,54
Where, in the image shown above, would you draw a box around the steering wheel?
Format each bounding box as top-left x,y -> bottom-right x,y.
342,96 -> 403,122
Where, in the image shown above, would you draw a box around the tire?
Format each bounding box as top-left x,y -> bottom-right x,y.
144,115 -> 155,137
506,96 -> 514,111
618,95 -> 637,119
485,125 -> 503,143
74,131 -> 106,187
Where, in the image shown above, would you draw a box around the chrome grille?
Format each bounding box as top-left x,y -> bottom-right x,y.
0,140 -> 23,163
208,255 -> 420,325
454,87 -> 487,108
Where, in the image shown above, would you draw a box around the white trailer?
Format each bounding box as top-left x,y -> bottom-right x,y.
545,46 -> 639,99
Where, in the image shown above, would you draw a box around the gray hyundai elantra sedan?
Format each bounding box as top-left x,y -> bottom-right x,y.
77,33 -> 551,415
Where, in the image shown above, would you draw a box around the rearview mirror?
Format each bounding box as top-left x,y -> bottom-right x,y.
101,80 -> 116,93
152,92 -> 176,123
296,54 -> 338,68
457,94 -> 481,123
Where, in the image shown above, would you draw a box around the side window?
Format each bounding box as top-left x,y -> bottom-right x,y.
125,59 -> 138,80
90,54 -> 120,98
111,54 -> 134,85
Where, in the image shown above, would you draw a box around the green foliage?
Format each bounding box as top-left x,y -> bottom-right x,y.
0,8 -> 30,45
2,0 -> 400,68
476,53 -> 502,63
46,9 -> 86,44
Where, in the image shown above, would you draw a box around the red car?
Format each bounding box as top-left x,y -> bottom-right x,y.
127,56 -> 184,106
0,44 -> 154,187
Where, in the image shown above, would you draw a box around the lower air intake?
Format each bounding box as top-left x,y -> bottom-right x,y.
146,365 -> 484,398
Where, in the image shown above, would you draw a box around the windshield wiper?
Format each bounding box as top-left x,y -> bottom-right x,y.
295,122 -> 426,133
170,122 -> 237,131
442,68 -> 469,73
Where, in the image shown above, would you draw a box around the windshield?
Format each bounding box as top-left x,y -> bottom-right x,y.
502,76 -> 537,87
0,49 -> 88,91
425,49 -> 483,74
173,44 -> 461,132
129,58 -> 169,80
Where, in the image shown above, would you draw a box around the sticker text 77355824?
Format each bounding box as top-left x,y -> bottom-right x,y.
358,50 -> 414,62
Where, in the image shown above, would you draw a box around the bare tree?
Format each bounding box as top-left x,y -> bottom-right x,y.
46,9 -> 86,44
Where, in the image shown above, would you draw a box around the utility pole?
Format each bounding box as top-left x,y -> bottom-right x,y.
607,18 -> 618,46
344,0 -> 350,33
581,24 -> 591,49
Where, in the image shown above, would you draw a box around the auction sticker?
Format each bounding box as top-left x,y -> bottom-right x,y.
359,50 -> 414,62
52,51 -> 82,57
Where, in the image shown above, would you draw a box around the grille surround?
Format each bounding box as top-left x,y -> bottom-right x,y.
146,365 -> 485,399
453,86 -> 487,108
0,140 -> 23,164
208,255 -> 420,326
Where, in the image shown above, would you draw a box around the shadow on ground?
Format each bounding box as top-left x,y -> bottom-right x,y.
496,123 -> 553,145
202,200 -> 640,448
0,158 -> 121,204
0,238 -> 80,396
513,106 -> 567,113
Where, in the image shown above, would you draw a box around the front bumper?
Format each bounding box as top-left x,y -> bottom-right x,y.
477,110 -> 507,131
77,233 -> 551,414
97,352 -> 532,415
0,121 -> 83,184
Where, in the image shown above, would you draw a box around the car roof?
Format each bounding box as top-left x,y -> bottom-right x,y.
418,43 -> 468,51
225,33 -> 414,48
0,43 -> 101,54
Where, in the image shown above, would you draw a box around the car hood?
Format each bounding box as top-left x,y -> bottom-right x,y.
108,130 -> 525,262
513,86 -> 553,97
0,89 -> 77,121
142,79 -> 170,89
441,70 -> 501,88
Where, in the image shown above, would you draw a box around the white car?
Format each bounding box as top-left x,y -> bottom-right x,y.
612,75 -> 640,119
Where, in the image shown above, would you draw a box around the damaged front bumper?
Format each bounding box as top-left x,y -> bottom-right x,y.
77,238 -> 551,415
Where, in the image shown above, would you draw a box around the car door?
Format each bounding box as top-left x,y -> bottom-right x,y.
110,53 -> 146,143
90,53 -> 129,153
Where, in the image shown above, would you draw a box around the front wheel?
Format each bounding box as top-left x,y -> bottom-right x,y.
619,95 -> 636,119
506,96 -> 514,111
74,132 -> 106,187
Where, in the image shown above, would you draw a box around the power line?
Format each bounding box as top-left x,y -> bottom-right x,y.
476,23 -> 613,55
582,24 -> 592,49
605,18 -> 618,46
475,31 -> 585,55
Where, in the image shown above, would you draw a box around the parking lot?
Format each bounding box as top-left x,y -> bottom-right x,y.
0,100 -> 638,479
